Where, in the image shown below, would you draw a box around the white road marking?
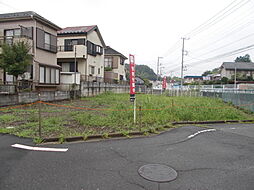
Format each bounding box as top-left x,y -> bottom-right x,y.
188,129 -> 216,139
230,127 -> 236,129
11,144 -> 68,152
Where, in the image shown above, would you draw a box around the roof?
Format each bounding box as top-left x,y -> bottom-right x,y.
222,62 -> 254,70
184,76 -> 203,79
58,25 -> 106,47
0,11 -> 61,30
104,46 -> 127,59
57,25 -> 97,35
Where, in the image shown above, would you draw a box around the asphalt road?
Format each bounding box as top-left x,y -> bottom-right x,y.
1,123 -> 254,190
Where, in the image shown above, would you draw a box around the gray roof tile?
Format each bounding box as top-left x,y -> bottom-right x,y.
222,62 -> 254,70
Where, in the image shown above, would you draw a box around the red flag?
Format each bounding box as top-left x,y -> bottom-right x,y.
162,76 -> 167,89
129,54 -> 135,101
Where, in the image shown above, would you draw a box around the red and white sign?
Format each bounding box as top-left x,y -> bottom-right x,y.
162,76 -> 167,89
129,54 -> 135,100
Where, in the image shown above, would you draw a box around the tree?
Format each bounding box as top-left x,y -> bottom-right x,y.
202,70 -> 212,76
234,54 -> 251,62
0,41 -> 32,80
202,67 -> 220,76
125,64 -> 157,81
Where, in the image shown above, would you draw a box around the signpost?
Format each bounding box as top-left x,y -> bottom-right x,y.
129,54 -> 136,123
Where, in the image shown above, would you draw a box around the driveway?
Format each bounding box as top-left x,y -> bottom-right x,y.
1,123 -> 254,190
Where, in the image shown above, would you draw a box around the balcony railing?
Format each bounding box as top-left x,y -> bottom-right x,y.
58,45 -> 73,52
57,45 -> 87,59
0,35 -> 34,54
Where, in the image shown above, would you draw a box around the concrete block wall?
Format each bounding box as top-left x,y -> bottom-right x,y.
0,82 -> 129,106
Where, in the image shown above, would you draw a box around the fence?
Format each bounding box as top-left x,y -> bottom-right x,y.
201,91 -> 254,112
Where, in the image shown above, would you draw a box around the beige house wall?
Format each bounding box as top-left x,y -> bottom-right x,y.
221,68 -> 254,79
0,19 -> 59,84
105,55 -> 126,80
112,57 -> 125,80
57,29 -> 105,81
86,30 -> 104,78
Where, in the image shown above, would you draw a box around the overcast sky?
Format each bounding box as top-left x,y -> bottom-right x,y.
1,0 -> 254,77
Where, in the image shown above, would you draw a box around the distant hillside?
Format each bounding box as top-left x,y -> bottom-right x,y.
125,64 -> 157,81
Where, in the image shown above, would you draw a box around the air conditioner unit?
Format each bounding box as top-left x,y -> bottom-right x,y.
18,72 -> 31,80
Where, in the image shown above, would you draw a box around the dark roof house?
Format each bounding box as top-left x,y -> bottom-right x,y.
0,11 -> 61,30
57,25 -> 106,47
221,62 -> 254,70
105,46 -> 127,59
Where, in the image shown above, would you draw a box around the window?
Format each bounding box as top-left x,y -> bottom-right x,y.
51,68 -> 56,84
64,39 -> 86,51
90,66 -> 95,75
46,67 -> 50,83
44,33 -> 50,50
120,58 -> 125,65
56,69 -> 60,84
39,67 -> 45,83
4,29 -> 21,45
39,65 -> 60,84
58,62 -> 78,72
87,41 -> 96,56
36,28 -> 57,53
96,45 -> 103,55
104,57 -> 113,68
98,68 -> 100,75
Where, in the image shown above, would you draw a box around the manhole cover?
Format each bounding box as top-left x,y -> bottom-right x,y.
138,164 -> 177,182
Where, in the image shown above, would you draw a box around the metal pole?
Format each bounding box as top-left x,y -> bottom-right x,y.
74,45 -> 77,99
38,92 -> 42,138
234,62 -> 237,89
134,99 -> 136,124
181,38 -> 185,90
74,45 -> 77,84
139,106 -> 142,130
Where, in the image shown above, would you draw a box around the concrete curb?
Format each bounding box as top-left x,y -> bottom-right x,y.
41,120 -> 254,143
171,120 -> 254,125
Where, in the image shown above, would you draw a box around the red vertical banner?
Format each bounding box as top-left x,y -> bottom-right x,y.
129,54 -> 135,101
162,76 -> 167,89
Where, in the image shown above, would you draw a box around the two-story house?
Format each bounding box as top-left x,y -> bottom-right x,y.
221,62 -> 254,80
0,11 -> 62,90
104,46 -> 127,83
57,25 -> 106,83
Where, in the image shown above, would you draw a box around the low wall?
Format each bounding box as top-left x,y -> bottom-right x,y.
80,82 -> 129,97
0,82 -> 129,106
202,91 -> 254,112
0,91 -> 70,106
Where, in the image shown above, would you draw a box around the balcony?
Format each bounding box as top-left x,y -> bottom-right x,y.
60,72 -> 80,84
57,45 -> 87,59
0,35 -> 34,55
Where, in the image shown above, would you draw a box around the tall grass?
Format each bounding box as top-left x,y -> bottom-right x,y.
0,92 -> 253,138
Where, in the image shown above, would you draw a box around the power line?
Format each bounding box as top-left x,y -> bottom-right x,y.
0,1 -> 18,11
186,0 -> 251,38
187,32 -> 254,62
187,9 -> 254,54
166,43 -> 254,73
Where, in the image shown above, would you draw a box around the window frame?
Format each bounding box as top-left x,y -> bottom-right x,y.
39,65 -> 60,85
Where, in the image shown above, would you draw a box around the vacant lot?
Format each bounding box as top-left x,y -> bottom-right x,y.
0,92 -> 253,138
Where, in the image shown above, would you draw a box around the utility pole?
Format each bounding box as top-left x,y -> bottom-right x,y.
157,57 -> 163,81
74,45 -> 77,85
180,37 -> 188,89
234,62 -> 237,89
